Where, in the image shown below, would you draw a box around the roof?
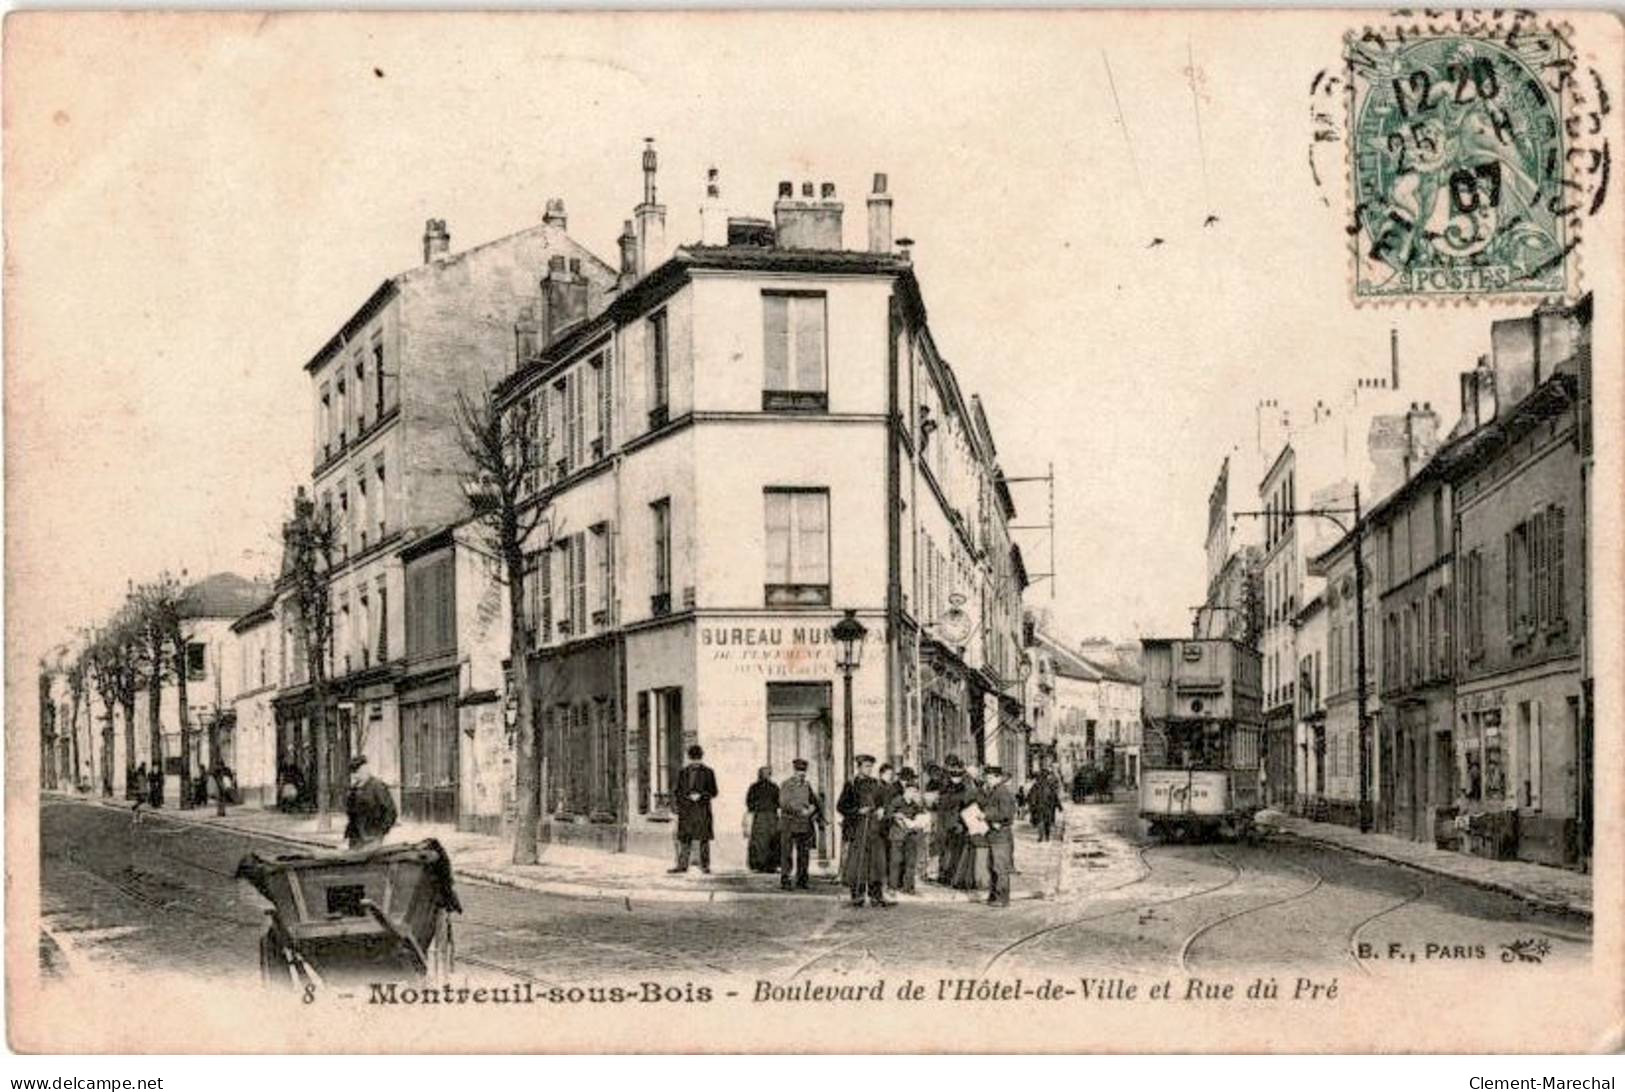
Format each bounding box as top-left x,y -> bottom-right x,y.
1035,630 -> 1135,684
183,573 -> 273,621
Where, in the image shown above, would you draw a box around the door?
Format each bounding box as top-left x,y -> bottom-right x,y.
766,683 -> 833,861
401,697 -> 458,824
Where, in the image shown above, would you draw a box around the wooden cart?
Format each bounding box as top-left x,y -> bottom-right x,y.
236,839 -> 461,989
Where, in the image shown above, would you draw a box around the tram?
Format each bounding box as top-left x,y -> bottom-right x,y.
1138,637 -> 1264,842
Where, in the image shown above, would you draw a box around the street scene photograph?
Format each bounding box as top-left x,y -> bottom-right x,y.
5,8 -> 1620,1054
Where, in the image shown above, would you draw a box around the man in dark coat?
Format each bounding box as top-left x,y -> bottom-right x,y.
887,768 -> 929,894
744,766 -> 781,873
343,755 -> 397,850
836,754 -> 893,908
778,758 -> 823,890
669,744 -> 718,873
982,765 -> 1018,908
1029,762 -> 1062,842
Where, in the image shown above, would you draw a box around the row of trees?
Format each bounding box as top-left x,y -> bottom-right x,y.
48,572 -> 232,816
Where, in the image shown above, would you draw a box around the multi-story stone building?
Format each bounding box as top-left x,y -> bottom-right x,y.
492,156 -> 1028,868
1447,296 -> 1591,868
229,595 -> 281,806
277,201 -> 615,819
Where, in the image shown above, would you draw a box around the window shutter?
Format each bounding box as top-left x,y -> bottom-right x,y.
1504,532 -> 1515,637
764,492 -> 791,584
540,545 -> 552,641
1551,506 -> 1565,622
795,491 -> 829,585
793,296 -> 826,393
763,295 -> 789,391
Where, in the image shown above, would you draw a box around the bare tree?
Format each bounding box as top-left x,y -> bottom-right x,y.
455,386 -> 548,865
65,649 -> 88,791
129,573 -> 186,805
88,610 -> 143,797
283,486 -> 339,831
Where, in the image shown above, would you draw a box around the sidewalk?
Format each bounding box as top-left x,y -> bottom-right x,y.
1274,814 -> 1591,919
76,793 -> 1064,907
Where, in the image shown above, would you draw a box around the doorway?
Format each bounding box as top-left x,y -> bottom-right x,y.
766,682 -> 833,861
400,697 -> 457,824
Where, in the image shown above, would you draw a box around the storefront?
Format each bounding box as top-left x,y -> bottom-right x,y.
532,636 -> 623,852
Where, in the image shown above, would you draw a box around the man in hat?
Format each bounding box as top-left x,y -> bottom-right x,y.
343,755 -> 397,850
982,765 -> 1018,907
836,755 -> 893,908
670,744 -> 719,873
778,757 -> 823,890
887,768 -> 929,895
1029,759 -> 1063,843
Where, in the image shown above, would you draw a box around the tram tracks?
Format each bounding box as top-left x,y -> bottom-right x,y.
1175,852 -> 1333,973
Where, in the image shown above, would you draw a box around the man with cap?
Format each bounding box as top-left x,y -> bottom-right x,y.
670,744 -> 719,873
887,768 -> 929,894
343,755 -> 397,851
777,757 -> 823,890
981,765 -> 1018,907
836,754 -> 893,908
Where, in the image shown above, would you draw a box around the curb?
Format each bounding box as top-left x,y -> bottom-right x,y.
61,794 -> 1058,908
1279,827 -> 1592,921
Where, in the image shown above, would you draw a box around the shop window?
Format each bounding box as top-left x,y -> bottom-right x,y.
764,488 -> 830,606
636,687 -> 683,815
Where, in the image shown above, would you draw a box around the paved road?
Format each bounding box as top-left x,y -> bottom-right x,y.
40,796 -> 1589,991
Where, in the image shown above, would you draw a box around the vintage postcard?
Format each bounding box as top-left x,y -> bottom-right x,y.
5,8 -> 1622,1054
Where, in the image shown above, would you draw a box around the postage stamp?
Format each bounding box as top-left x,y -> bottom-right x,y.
1348,25 -> 1572,301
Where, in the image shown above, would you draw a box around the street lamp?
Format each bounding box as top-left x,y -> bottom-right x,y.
831,610 -> 868,782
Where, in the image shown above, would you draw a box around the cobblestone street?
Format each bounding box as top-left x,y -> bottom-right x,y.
40,794 -> 1589,992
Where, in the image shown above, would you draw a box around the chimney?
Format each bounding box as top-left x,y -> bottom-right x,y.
1475,354 -> 1498,425
1404,401 -> 1440,480
542,198 -> 568,231
422,218 -> 450,264
540,253 -> 588,343
634,138 -> 667,278
515,303 -> 540,365
699,166 -> 727,246
1390,327 -> 1400,390
617,220 -> 638,288
1534,301 -> 1578,382
867,172 -> 893,253
774,178 -> 843,249
1491,315 -> 1537,408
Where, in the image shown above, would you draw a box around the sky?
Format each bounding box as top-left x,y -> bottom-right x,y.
5,10 -> 1547,692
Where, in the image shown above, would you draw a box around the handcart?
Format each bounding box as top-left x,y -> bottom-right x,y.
236,839 -> 461,989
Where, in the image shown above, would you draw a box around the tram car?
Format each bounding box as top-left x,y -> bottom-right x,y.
1138,637 -> 1264,842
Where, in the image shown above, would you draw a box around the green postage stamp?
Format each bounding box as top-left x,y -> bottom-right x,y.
1348,24 -> 1572,301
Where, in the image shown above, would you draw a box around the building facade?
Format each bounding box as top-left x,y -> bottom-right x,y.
277,202 -> 617,821
494,161 -> 1028,868
1447,298 -> 1591,868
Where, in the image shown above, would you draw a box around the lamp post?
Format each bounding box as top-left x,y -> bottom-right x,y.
831,610 -> 868,783
1233,485 -> 1371,832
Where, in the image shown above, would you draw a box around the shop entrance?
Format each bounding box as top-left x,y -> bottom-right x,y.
401,696 -> 457,824
766,682 -> 833,862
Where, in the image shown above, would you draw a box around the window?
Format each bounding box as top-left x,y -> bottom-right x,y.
375,454 -> 387,539
567,532 -> 587,636
1432,490 -> 1446,565
336,376 -> 348,449
1516,700 -> 1542,810
764,488 -> 830,606
339,592 -> 352,674
636,687 -> 683,815
356,472 -> 370,552
651,498 -> 671,615
186,642 -> 206,682
319,383 -> 333,460
762,292 -> 828,410
371,335 -> 388,418
1548,506 -> 1566,624
359,586 -> 371,668
355,355 -> 368,434
647,311 -> 668,428
523,550 -> 542,646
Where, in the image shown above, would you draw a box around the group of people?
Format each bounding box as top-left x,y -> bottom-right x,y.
730,752 -> 1066,910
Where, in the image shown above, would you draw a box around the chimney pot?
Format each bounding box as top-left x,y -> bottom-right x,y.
778,181 -> 793,199
548,254 -> 567,274
801,181 -> 814,198
543,198 -> 568,230
568,258 -> 581,276
422,218 -> 451,263
821,182 -> 836,200
872,173 -> 888,195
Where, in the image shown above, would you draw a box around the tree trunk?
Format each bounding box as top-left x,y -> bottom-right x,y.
508,555 -> 542,865
175,637 -> 192,808
209,714 -> 227,817
69,693 -> 83,790
101,701 -> 116,797
121,697 -> 137,799
147,671 -> 164,804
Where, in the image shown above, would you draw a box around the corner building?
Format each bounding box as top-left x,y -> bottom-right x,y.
496,165 -> 1028,870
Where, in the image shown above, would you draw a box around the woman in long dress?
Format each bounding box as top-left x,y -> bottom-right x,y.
744,767 -> 781,873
